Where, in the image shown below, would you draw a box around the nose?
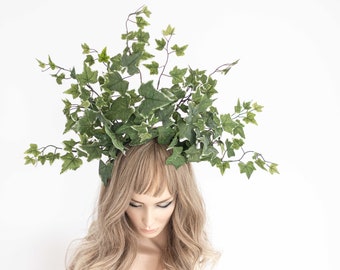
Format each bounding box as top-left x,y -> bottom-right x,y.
142,208 -> 155,228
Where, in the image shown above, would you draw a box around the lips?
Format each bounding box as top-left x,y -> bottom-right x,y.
140,228 -> 158,234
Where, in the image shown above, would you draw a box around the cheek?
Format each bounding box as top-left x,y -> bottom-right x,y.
125,209 -> 140,226
159,206 -> 175,223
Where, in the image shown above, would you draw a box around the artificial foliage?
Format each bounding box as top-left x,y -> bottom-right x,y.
24,6 -> 279,184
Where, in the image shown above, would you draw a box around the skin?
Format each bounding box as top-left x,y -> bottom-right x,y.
126,188 -> 175,270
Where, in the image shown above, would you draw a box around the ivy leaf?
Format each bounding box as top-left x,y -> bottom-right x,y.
48,55 -> 56,70
104,123 -> 125,152
166,146 -> 186,168
103,72 -> 129,94
64,84 -> 80,99
162,25 -> 175,36
243,111 -> 258,125
24,143 -> 40,157
36,59 -> 46,68
74,109 -> 98,135
136,16 -> 149,29
63,139 -> 78,152
81,43 -> 90,54
233,122 -> 245,138
155,38 -> 166,50
98,47 -> 110,63
138,81 -> 174,116
60,153 -> 83,174
24,156 -> 36,165
85,54 -> 95,66
255,158 -> 267,171
238,161 -> 256,179
221,114 -> 237,134
141,6 -> 151,17
184,145 -> 202,162
171,44 -> 188,56
269,163 -> 279,175
81,143 -> 102,161
77,64 -> 98,85
169,66 -> 187,84
106,95 -> 134,121
157,125 -> 176,145
99,159 -> 113,186
216,161 -> 230,175
253,102 -> 263,112
234,99 -> 242,113
144,61 -> 159,75
122,52 -> 141,75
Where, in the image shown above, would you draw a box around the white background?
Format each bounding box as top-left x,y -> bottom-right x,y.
1,0 -> 339,269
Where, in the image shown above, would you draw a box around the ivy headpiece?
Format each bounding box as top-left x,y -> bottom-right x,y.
24,6 -> 279,185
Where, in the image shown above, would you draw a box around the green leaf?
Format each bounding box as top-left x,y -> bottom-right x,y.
243,111 -> 257,125
36,59 -> 46,69
106,95 -> 134,121
24,143 -> 40,157
157,125 -> 176,145
169,66 -> 187,84
216,161 -> 230,175
77,64 -> 98,85
162,25 -> 175,36
103,72 -> 129,94
81,43 -> 90,54
269,163 -> 279,174
225,139 -> 235,158
98,47 -> 110,63
81,143 -> 102,161
155,38 -> 166,50
136,29 -> 150,43
166,146 -> 186,168
184,145 -> 202,162
64,84 -> 80,99
253,102 -> 263,112
48,55 -> 56,70
85,54 -> 95,66
104,123 -> 125,152
221,114 -> 237,134
171,44 -> 188,56
233,122 -> 245,138
144,61 -> 159,75
122,52 -> 141,75
238,161 -> 256,179
60,153 -> 83,173
255,158 -> 267,171
24,156 -> 36,165
74,109 -> 98,134
138,81 -> 174,116
99,159 -> 113,186
136,16 -> 149,29
63,139 -> 78,151
234,99 -> 242,113
141,6 -> 151,17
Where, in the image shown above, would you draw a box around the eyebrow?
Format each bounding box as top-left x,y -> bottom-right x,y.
130,196 -> 174,205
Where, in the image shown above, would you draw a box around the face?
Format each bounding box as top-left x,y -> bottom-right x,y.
125,188 -> 175,239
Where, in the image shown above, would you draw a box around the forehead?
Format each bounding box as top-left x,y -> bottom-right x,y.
131,188 -> 173,203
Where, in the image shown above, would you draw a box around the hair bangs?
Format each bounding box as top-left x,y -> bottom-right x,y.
131,142 -> 178,197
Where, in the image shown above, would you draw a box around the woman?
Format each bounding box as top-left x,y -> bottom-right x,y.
67,139 -> 220,270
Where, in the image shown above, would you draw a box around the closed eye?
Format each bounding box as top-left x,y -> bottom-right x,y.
157,201 -> 173,208
129,202 -> 142,208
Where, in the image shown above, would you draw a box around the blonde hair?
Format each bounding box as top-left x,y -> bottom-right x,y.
66,139 -> 220,269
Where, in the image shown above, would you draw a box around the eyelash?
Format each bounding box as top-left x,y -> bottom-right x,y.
129,201 -> 173,208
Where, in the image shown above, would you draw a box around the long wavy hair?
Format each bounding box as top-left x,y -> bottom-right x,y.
66,139 -> 220,270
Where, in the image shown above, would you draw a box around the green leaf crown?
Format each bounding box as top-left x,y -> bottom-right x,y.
25,6 -> 279,184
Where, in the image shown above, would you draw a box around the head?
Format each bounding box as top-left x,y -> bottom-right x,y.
98,139 -> 204,241
68,139 -> 218,270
